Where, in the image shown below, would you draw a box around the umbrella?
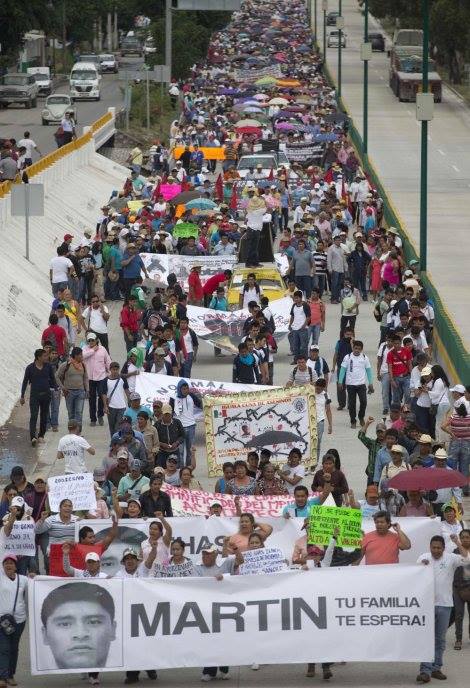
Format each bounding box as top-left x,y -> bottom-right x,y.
275,121 -> 297,130
255,76 -> 277,86
268,97 -> 289,105
185,198 -> 217,211
253,93 -> 268,100
235,126 -> 262,135
170,190 -> 203,205
234,118 -> 263,127
388,468 -> 468,492
242,106 -> 264,113
172,222 -> 199,239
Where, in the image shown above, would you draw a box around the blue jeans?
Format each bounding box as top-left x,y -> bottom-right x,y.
309,324 -> 321,346
295,275 -> 312,298
179,424 -> 196,467
48,389 -> 61,429
288,328 -> 309,360
420,605 -> 452,675
448,439 -> 470,493
0,620 -> 25,680
52,280 -> 68,297
312,274 -> 327,297
330,271 -> 343,302
65,388 -> 86,427
180,352 -> 194,378
391,374 -> 410,405
317,419 -> 324,461
379,372 -> 390,413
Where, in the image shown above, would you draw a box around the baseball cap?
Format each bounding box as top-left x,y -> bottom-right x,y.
130,459 -> 142,470
155,347 -> 166,355
129,392 -> 141,401
63,233 -> 74,241
418,434 -> 433,444
209,501 -> 222,508
201,544 -> 218,553
167,454 -> 179,463
450,384 -> 465,394
86,332 -> 98,341
403,269 -> 413,277
121,547 -> 140,562
310,345 -> 319,350
85,552 -> 100,562
421,366 -> 432,376
116,448 -> 129,460
161,404 -> 173,415
2,555 -> 17,563
11,496 -> 25,509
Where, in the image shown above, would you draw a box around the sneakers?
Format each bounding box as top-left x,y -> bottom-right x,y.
250,664 -> 260,671
416,674 -> 431,683
88,678 -> 100,686
431,670 -> 447,680
306,664 -> 316,677
220,674 -> 230,680
90,421 -> 97,427
31,438 -> 37,446
201,675 -> 212,682
98,417 -> 104,426
454,640 -> 462,650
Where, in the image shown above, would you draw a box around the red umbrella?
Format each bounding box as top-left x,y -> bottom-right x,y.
388,467 -> 468,491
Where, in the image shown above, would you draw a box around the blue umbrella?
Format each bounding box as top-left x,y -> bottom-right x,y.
185,198 -> 218,210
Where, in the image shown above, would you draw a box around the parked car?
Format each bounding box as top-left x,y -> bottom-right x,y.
327,30 -> 347,48
0,73 -> 38,109
99,54 -> 118,73
77,54 -> 102,73
369,32 -> 385,51
41,94 -> 77,125
326,11 -> 339,26
120,36 -> 143,57
26,67 -> 52,96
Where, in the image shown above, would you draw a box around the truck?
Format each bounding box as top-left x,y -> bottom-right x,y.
389,29 -> 442,103
0,73 -> 39,108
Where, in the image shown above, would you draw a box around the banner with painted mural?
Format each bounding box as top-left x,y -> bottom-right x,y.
135,372 -> 272,421
187,296 -> 291,354
140,253 -> 237,289
204,385 -> 317,476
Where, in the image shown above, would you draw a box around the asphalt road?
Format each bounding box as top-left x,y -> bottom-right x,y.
0,57 -> 144,155
324,0 -> 470,350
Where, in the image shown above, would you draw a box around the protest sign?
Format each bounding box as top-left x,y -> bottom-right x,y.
0,520 -> 36,557
308,505 -> 362,548
274,252 -> 289,277
187,297 -> 291,353
29,565 -> 434,674
163,485 -> 294,517
239,547 -> 287,575
47,473 -> 97,513
140,254 -> 237,290
235,63 -> 282,82
203,385 -> 317,475
135,372 -> 272,419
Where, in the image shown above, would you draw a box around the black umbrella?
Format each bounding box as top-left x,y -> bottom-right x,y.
247,430 -> 304,448
170,190 -> 203,205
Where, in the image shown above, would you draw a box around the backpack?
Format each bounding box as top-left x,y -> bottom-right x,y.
373,302 -> 384,323
146,310 -> 162,336
292,366 -> 313,383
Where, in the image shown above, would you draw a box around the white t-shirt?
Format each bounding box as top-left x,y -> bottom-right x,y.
17,138 -> 37,158
315,391 -> 330,423
127,363 -> 138,393
281,463 -> 305,495
340,353 -> 371,386
50,256 -> 73,283
82,305 -> 109,334
181,331 -> 193,354
174,395 -> 196,427
378,342 -> 392,375
240,286 -> 261,309
291,303 -> 308,331
57,434 -> 91,473
417,552 -> 470,606
113,563 -> 150,579
105,377 -> 128,409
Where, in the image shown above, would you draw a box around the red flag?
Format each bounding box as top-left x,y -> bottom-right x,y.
323,167 -> 334,184
215,173 -> 224,202
151,178 -> 161,202
230,183 -> 238,210
267,167 -> 274,181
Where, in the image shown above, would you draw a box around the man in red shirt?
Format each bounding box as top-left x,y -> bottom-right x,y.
120,295 -> 141,351
359,511 -> 411,565
41,314 -> 68,358
188,264 -> 204,306
202,269 -> 233,307
386,334 -> 413,405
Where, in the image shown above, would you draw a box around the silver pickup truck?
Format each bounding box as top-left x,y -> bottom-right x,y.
0,73 -> 39,108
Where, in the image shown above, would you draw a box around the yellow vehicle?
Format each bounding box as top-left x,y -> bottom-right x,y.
227,265 -> 285,311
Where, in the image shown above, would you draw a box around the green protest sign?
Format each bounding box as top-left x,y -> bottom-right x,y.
308,505 -> 362,548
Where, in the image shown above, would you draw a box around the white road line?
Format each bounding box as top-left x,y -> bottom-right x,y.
406,110 -> 412,115
437,149 -> 446,156
452,165 -> 460,172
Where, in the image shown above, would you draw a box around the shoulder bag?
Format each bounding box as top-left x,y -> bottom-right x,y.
0,574 -> 20,636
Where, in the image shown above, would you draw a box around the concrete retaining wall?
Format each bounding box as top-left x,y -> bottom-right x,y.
0,142 -> 127,425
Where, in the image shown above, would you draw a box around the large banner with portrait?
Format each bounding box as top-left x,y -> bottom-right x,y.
203,385 -> 317,476
29,566 -> 434,674
141,253 -> 237,289
187,297 -> 291,353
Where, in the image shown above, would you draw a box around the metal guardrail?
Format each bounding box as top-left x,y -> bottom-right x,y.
323,62 -> 470,383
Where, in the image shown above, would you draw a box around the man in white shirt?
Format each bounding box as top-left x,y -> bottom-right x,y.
50,246 -> 73,296
416,534 -> 469,683
338,340 -> 374,429
17,131 -> 42,166
377,334 -> 393,415
82,295 -> 110,351
57,420 -> 96,473
112,547 -> 155,579
288,290 -> 310,362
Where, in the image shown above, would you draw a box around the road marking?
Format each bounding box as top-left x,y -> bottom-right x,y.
452,165 -> 460,172
406,109 -> 412,116
437,149 -> 446,156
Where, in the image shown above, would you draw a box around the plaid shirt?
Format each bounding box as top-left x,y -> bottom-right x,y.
358,430 -> 383,478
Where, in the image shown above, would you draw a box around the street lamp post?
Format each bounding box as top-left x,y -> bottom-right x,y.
419,0 -> 431,272
337,0 -> 343,98
362,0 -> 370,159
322,0 -> 328,63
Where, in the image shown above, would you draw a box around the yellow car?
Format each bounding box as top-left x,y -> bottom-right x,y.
227,265 -> 286,311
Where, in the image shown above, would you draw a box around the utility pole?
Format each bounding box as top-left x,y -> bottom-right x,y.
165,0 -> 172,82
337,0 -> 343,98
114,8 -> 118,50
107,12 -> 112,51
362,0 -> 370,160
145,66 -> 151,131
418,0 -> 431,272
314,0 -> 318,46
322,0 -> 328,63
62,0 -> 67,73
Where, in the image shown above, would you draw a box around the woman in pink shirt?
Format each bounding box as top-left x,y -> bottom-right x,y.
223,512 -> 273,554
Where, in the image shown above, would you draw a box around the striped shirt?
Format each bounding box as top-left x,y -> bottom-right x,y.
35,514 -> 79,547
449,414 -> 470,440
313,251 -> 328,275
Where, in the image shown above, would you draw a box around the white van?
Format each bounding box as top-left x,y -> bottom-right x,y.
69,62 -> 101,101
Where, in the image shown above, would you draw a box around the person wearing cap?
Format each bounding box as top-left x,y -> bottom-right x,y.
410,434 -> 435,467
0,554 -> 29,687
1,495 -> 36,575
82,331 -> 111,427
208,501 -> 223,517
49,245 -> 74,297
2,466 -> 34,507
372,427 -> 410,484
441,398 -> 470,495
57,346 -> 89,432
411,364 -> 434,435
57,419 -> 96,474
61,542 -> 107,579
428,448 -> 464,515
117,459 -> 149,500
379,444 -> 410,487
155,403 -> 185,468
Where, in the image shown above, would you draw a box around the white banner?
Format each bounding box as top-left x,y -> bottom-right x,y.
29,566 -> 434,673
141,253 -> 237,289
47,473 -> 97,513
187,296 -> 291,353
274,252 -> 290,277
0,520 -> 36,557
135,372 -> 271,419
74,516 -> 439,570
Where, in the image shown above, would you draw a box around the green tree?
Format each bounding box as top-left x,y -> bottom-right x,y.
430,0 -> 470,83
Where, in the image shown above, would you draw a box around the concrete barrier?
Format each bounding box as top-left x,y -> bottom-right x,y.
0,116 -> 127,426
